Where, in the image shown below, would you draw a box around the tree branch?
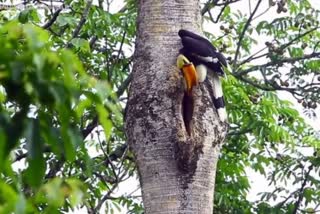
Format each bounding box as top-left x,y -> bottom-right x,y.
234,52 -> 320,77
81,117 -> 99,139
72,0 -> 93,38
293,165 -> 313,214
81,72 -> 132,139
207,3 -> 229,23
116,72 -> 132,97
228,127 -> 253,136
14,145 -> 51,162
280,26 -> 320,50
42,4 -> 65,29
235,74 -> 301,98
93,167 -> 130,213
116,31 -> 127,62
201,0 -> 219,16
201,0 -> 241,16
89,35 -> 98,48
239,48 -> 268,65
233,0 -> 263,68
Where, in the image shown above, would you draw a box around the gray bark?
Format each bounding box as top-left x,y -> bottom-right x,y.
125,0 -> 228,213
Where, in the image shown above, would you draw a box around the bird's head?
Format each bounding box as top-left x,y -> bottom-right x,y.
176,54 -> 191,69
176,54 -> 198,95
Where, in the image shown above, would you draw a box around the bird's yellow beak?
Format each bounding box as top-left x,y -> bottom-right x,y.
176,54 -> 198,95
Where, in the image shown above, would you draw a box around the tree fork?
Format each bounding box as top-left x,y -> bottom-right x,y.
125,0 -> 228,213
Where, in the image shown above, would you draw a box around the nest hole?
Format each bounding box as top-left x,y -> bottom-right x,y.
182,92 -> 194,136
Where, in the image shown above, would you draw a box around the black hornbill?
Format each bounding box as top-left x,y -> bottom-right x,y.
177,29 -> 228,122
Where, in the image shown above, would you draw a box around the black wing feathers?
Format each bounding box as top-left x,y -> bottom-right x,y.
215,52 -> 228,68
180,36 -> 214,57
178,29 -> 228,72
178,30 -> 214,49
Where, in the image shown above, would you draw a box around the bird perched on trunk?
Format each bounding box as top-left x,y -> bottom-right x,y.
178,29 -> 228,122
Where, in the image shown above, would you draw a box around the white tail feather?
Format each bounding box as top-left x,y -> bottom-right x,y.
212,74 -> 227,122
212,74 -> 223,99
217,108 -> 227,122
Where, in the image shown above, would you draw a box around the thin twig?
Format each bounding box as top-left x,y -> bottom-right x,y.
292,165 -> 313,213
281,26 -> 320,50
93,167 -> 130,212
239,47 -> 268,65
228,127 -> 253,136
209,3 -> 229,23
201,0 -> 219,16
234,52 -> 320,77
116,72 -> 132,97
89,35 -> 98,48
215,0 -> 240,6
252,6 -> 271,21
116,31 -> 127,62
201,0 -> 240,16
72,0 -> 93,38
81,117 -> 99,139
42,4 -> 64,29
14,146 -> 51,162
233,0 -> 263,68
236,75 -> 298,95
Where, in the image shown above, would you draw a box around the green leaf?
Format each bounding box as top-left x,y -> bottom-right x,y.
18,8 -> 40,24
33,53 -> 45,72
25,119 -> 46,188
23,24 -> 49,51
288,47 -> 304,57
66,179 -> 86,207
38,178 -> 65,207
96,104 -> 113,139
56,15 -> 77,27
222,5 -> 231,20
0,181 -> 18,213
70,38 -> 91,52
0,125 -> 7,166
256,21 -> 269,34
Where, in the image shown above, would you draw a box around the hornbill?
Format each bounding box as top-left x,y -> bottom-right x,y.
178,29 -> 228,122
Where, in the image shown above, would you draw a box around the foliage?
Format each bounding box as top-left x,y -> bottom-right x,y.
0,0 -> 319,213
0,0 -> 138,213
205,0 -> 320,212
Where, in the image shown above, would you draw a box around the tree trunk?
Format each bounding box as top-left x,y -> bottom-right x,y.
125,0 -> 228,213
